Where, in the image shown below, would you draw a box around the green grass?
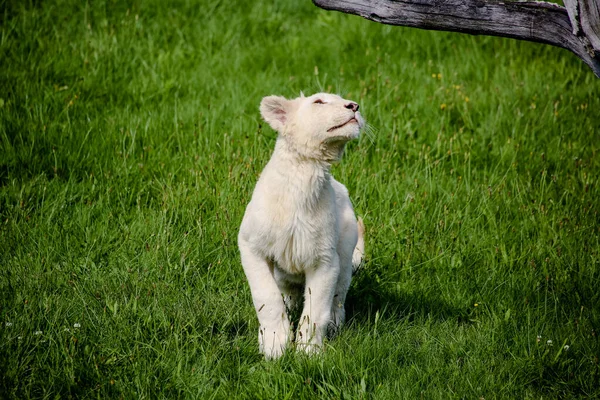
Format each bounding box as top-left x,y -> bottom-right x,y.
1,0 -> 599,398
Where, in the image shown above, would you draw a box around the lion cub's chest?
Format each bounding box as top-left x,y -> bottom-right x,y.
266,185 -> 338,274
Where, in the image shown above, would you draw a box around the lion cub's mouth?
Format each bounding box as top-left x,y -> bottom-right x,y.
327,117 -> 358,132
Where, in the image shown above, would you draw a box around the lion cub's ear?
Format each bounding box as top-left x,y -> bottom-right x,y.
260,96 -> 291,133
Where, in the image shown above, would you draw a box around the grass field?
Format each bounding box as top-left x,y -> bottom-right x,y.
1,0 -> 599,398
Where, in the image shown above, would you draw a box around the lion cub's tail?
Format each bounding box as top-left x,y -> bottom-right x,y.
352,217 -> 365,273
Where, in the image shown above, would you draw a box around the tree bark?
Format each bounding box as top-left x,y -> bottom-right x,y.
313,0 -> 600,77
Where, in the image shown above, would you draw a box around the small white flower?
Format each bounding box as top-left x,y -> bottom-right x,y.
546,339 -> 553,346
17,336 -> 22,340
564,345 -> 570,351
34,330 -> 42,336
5,322 -> 12,327
73,323 -> 81,329
536,335 -> 542,343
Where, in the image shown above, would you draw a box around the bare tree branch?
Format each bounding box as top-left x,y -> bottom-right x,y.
313,0 -> 600,77
578,0 -> 600,51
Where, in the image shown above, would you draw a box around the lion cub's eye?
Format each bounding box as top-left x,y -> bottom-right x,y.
313,99 -> 325,104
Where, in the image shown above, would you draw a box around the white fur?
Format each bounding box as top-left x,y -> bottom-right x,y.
238,92 -> 366,359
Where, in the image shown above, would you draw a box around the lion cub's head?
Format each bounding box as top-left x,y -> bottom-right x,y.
260,93 -> 364,162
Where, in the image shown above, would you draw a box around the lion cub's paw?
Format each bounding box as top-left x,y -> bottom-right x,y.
258,324 -> 291,360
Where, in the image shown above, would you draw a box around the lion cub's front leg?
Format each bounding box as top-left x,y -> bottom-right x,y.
296,254 -> 340,354
239,238 -> 291,359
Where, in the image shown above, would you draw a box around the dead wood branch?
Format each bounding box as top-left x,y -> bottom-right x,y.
313,0 -> 600,77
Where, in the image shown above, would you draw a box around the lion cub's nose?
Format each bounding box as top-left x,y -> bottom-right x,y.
345,102 -> 359,112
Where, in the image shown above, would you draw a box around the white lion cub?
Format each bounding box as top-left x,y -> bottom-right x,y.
238,92 -> 365,359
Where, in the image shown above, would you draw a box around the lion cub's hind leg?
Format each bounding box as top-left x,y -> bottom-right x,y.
329,180 -> 362,337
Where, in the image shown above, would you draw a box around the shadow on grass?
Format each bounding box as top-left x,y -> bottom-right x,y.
344,267 -> 472,326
